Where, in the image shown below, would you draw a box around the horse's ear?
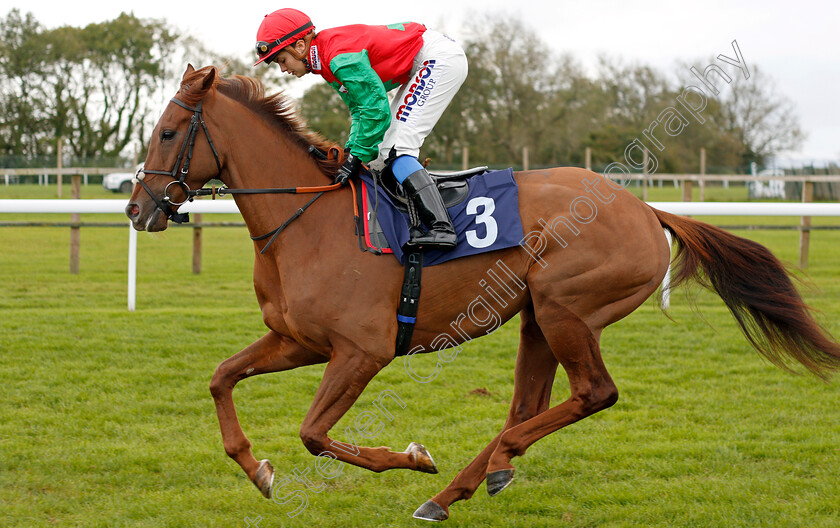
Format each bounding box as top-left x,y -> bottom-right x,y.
183,64 -> 196,79
201,67 -> 216,91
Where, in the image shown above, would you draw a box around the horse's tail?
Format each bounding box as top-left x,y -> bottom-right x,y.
650,205 -> 840,380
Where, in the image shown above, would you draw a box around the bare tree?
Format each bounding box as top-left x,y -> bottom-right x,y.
718,65 -> 805,165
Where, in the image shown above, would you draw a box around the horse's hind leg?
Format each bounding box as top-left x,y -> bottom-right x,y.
414,302 -> 559,522
209,331 -> 327,497
484,300 -> 618,496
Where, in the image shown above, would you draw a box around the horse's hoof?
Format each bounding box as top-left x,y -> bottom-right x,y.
253,459 -> 274,498
486,468 -> 514,496
405,442 -> 438,474
412,500 -> 449,522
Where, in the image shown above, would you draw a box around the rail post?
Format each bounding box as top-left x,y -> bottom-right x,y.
799,180 -> 814,269
128,225 -> 137,312
192,210 -> 203,274
70,173 -> 81,274
57,137 -> 64,198
682,176 -> 693,202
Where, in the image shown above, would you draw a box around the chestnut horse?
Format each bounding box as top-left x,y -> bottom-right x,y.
126,66 -> 840,522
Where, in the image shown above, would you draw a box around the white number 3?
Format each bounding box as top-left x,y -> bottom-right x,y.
465,197 -> 498,249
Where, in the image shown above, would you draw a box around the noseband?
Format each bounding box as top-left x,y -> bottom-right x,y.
135,97 -> 223,223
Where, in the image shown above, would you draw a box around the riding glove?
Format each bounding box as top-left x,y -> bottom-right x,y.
335,154 -> 361,185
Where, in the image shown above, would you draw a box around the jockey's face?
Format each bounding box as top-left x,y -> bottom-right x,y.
269,40 -> 309,78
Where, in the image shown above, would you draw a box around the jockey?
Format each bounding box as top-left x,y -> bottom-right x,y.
254,8 -> 468,250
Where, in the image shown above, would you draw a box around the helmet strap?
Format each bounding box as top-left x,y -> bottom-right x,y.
290,33 -> 313,58
287,35 -> 314,72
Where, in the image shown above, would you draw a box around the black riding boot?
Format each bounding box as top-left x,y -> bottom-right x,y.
401,168 -> 457,250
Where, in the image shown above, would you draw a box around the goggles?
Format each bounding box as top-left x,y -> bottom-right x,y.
255,40 -> 283,63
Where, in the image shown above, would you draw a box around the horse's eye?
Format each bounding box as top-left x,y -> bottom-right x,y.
161,130 -> 176,141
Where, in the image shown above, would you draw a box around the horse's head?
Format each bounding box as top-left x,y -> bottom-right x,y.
126,65 -> 223,232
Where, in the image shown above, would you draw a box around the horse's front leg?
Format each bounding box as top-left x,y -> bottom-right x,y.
209,331 -> 327,497
298,347 -> 438,474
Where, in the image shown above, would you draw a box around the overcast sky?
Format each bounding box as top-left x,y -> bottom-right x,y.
7,0 -> 839,165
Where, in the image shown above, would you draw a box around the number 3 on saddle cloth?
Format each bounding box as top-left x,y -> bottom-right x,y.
354,168 -> 525,266
352,167 -> 525,356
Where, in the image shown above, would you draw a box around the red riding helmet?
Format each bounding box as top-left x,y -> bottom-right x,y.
254,8 -> 315,66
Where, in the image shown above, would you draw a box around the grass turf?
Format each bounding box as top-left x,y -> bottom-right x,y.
1,184 -> 839,527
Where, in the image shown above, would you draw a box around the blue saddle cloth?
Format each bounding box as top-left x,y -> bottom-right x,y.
358,168 -> 524,266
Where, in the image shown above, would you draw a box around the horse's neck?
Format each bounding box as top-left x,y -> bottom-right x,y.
214,105 -> 338,244
219,107 -> 325,190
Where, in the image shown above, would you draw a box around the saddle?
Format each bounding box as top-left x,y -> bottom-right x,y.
306,144 -> 485,212
373,166 -> 489,213
307,145 -> 505,357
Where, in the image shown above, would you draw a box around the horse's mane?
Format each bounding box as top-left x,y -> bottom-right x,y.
178,66 -> 343,176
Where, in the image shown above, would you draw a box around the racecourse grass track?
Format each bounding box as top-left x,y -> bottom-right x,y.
1,184 -> 839,527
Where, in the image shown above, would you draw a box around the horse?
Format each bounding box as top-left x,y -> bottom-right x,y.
126,65 -> 840,522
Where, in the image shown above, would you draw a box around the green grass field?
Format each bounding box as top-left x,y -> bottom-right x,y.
1,184 -> 839,527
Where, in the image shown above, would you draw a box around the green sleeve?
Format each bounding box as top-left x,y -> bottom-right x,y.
338,91 -> 362,149
329,50 -> 391,163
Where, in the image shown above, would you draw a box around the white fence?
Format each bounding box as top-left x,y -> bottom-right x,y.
7,199 -> 840,216
2,199 -> 840,311
0,199 -> 238,214
0,199 -> 237,311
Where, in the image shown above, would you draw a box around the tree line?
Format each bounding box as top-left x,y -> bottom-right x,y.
300,16 -> 804,174
1,10 -> 803,173
0,9 -> 282,168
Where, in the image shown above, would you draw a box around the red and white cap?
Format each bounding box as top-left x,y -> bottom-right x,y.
254,8 -> 315,66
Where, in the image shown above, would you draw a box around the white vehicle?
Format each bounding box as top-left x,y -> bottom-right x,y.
103,164 -> 142,193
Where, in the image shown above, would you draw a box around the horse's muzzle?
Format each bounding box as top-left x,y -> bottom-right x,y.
126,203 -> 140,220
125,202 -> 167,232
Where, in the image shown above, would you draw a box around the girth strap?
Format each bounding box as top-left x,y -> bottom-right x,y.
395,251 -> 424,356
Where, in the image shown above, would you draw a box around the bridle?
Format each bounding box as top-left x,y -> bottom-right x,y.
135,95 -> 344,253
135,97 -> 222,224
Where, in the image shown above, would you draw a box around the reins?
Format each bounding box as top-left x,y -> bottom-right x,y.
190,182 -> 342,199
136,96 -> 347,254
